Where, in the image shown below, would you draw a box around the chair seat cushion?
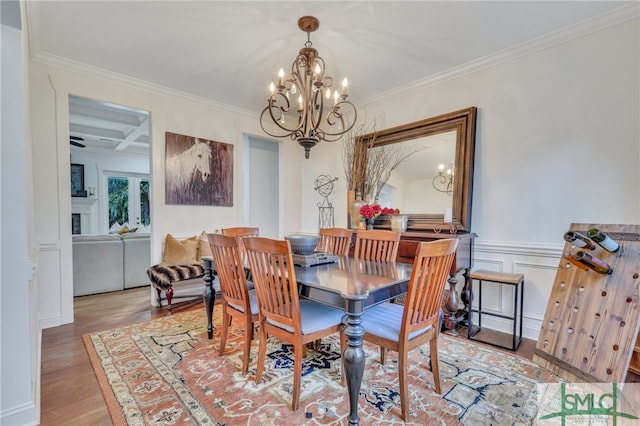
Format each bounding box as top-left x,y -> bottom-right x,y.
228,288 -> 259,315
361,302 -> 432,342
267,300 -> 344,335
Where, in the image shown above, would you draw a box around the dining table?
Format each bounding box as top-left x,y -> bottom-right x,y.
202,255 -> 413,426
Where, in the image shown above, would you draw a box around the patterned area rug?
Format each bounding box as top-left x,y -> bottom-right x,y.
84,306 -> 559,425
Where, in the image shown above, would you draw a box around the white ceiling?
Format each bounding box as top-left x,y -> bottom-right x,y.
25,1 -> 638,154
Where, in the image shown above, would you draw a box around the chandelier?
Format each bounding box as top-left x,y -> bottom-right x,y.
432,163 -> 454,195
260,16 -> 357,159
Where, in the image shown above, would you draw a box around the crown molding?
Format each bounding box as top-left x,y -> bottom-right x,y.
360,4 -> 640,107
30,51 -> 258,120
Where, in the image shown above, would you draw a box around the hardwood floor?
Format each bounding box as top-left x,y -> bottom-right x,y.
39,287 -> 635,425
40,287 -> 200,425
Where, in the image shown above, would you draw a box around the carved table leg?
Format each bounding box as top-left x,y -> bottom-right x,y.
444,272 -> 460,336
203,258 -> 215,339
343,299 -> 365,426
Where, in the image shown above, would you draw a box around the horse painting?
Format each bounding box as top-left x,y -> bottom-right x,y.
165,132 -> 233,206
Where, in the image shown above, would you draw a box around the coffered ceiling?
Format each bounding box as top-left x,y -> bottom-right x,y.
26,1 -> 638,155
68,96 -> 150,155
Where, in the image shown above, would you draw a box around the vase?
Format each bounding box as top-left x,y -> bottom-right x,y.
350,191 -> 366,230
366,218 -> 375,230
347,190 -> 355,228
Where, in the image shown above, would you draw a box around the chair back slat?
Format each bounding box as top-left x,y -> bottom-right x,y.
354,230 -> 400,261
244,237 -> 300,332
401,238 -> 458,336
221,227 -> 260,261
317,228 -> 352,256
207,233 -> 250,310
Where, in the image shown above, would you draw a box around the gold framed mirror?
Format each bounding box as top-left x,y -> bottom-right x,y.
357,107 -> 477,233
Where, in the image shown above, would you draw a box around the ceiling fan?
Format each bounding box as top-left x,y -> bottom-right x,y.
70,136 -> 86,148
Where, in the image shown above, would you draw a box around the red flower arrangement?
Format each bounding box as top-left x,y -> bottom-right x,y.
360,204 -> 400,220
381,207 -> 400,215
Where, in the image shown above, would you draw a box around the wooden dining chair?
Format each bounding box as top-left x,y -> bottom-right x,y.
243,237 -> 345,411
221,227 -> 259,254
360,238 -> 458,421
354,229 -> 401,261
317,227 -> 352,256
207,233 -> 259,375
221,227 -> 259,279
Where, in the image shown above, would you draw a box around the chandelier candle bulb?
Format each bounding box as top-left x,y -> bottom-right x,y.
563,231 -> 596,250
278,68 -> 285,86
573,251 -> 613,274
587,228 -> 620,253
342,78 -> 348,95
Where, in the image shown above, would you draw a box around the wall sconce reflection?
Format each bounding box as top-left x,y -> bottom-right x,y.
432,163 -> 454,195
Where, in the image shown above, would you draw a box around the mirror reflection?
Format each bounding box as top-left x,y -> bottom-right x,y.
358,107 -> 476,233
375,130 -> 456,215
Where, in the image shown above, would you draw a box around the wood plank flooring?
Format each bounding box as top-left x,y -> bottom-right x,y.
40,287 -> 199,425
39,286 -> 626,425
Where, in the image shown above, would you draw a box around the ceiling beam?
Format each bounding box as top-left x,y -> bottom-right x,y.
115,116 -> 149,151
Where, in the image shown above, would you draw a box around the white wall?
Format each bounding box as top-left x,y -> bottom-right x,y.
353,18 -> 640,339
1,1 -> 39,423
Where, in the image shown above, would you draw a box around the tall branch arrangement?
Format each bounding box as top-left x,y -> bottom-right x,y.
344,118 -> 424,203
342,122 -> 370,192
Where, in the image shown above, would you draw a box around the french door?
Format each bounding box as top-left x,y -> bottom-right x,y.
104,172 -> 150,230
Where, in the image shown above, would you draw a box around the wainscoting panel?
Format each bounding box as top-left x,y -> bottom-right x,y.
38,242 -> 65,328
468,241 -> 563,341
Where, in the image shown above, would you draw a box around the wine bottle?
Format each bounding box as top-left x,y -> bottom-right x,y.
563,231 -> 596,250
573,251 -> 613,274
587,228 -> 620,253
563,252 -> 589,271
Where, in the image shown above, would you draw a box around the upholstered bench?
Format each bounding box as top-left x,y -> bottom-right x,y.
147,232 -> 223,309
146,263 -> 207,307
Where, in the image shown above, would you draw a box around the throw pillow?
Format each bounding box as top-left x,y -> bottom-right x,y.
161,234 -> 199,266
197,231 -> 213,261
117,226 -> 139,235
109,222 -> 123,234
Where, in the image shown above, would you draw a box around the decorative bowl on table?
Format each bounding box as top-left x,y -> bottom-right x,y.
285,234 -> 320,256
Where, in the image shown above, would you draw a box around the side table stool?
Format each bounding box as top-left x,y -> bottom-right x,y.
468,269 -> 524,351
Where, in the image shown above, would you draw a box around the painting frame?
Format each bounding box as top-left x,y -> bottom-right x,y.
70,163 -> 86,197
165,132 -> 233,206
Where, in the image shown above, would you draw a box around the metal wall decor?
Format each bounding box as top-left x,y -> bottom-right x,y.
314,175 -> 338,229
